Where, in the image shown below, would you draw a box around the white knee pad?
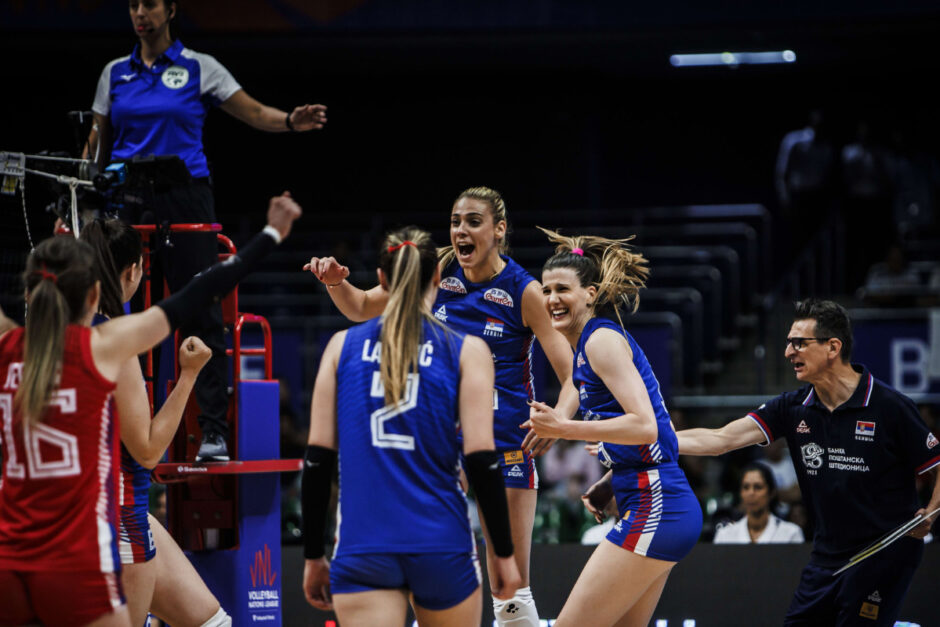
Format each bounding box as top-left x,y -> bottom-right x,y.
492,586 -> 539,627
198,607 -> 232,627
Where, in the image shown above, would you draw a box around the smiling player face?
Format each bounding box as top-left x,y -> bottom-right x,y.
541,267 -> 595,345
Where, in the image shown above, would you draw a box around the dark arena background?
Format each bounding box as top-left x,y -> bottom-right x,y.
2,1 -> 939,626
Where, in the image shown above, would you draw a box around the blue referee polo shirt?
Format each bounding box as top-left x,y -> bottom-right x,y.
92,40 -> 241,179
748,364 -> 940,567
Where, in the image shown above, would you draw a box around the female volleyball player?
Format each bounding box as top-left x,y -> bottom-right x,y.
81,219 -> 232,626
523,229 -> 702,627
305,187 -> 577,627
302,226 -> 521,626
0,193 -> 300,627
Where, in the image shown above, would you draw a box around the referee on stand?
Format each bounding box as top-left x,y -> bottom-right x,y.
676,299 -> 940,626
86,0 -> 327,461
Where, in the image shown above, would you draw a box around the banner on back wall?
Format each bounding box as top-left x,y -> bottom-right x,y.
851,309 -> 940,399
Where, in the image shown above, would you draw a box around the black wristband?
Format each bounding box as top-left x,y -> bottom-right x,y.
157,229 -> 277,331
302,444 -> 337,560
285,111 -> 295,131
464,450 -> 514,558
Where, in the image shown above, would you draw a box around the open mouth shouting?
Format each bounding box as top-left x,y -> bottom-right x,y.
456,242 -> 476,262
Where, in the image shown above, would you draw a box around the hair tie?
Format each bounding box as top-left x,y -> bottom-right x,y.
387,241 -> 417,253
571,248 -> 584,256
33,265 -> 58,284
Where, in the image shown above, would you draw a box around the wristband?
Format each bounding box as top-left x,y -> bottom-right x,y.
285,111 -> 295,131
262,225 -> 283,244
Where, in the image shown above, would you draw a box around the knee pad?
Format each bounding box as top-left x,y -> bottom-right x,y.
493,586 -> 539,627
198,607 -> 232,627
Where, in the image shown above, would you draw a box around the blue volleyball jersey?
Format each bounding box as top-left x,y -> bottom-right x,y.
433,256 -> 536,451
92,314 -> 154,563
92,40 -> 242,179
333,318 -> 473,556
573,317 -> 678,470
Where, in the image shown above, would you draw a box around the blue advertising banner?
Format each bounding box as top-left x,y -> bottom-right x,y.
850,309 -> 940,399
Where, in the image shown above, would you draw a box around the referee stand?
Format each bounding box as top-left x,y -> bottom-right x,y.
138,223 -> 301,626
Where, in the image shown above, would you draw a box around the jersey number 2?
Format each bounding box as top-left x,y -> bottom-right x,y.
0,390 -> 81,479
370,373 -> 418,451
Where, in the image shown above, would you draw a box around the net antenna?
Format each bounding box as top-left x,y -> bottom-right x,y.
1,151 -> 96,244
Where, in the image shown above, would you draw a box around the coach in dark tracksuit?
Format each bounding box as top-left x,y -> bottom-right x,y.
676,299 -> 940,626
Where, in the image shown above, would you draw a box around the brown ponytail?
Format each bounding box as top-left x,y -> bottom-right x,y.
538,226 -> 649,329
17,236 -> 97,424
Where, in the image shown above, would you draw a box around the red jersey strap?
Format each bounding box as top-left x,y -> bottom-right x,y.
70,325 -> 116,389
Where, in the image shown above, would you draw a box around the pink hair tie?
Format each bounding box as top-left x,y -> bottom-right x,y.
571,248 -> 584,256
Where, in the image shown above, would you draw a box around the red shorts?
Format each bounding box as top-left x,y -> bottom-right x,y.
0,569 -> 125,627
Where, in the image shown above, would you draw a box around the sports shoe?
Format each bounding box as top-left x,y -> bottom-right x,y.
196,432 -> 230,462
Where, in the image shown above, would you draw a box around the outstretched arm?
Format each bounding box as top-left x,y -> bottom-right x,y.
303,256 -> 388,321
221,90 -> 327,133
677,415 -> 767,456
91,193 -> 301,379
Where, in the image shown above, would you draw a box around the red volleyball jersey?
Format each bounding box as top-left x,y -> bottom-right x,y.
0,325 -> 121,573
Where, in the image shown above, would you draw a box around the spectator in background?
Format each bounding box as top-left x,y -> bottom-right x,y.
540,439 -> 603,496
775,109 -> 838,258
713,463 -> 804,544
757,438 -> 802,509
858,242 -> 922,307
886,124 -> 940,240
841,119 -> 894,288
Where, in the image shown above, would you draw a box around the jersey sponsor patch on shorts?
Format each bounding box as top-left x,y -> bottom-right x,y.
503,450 -> 524,464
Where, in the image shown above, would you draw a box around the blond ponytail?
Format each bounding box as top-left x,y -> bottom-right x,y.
379,228 -> 439,404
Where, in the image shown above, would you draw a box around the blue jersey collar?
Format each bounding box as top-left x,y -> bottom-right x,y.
130,39 -> 184,71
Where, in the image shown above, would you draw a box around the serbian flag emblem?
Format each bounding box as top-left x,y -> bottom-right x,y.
855,421 -> 876,437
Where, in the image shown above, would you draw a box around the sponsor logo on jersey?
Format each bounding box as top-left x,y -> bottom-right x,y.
440,276 -> 467,293
576,352 -> 585,367
800,442 -> 824,471
579,384 -> 588,400
507,464 -> 524,478
859,602 -> 879,620
483,317 -> 504,337
484,288 -> 514,307
867,590 -> 882,603
855,420 -> 875,441
503,450 -> 524,464
161,65 -> 190,89
927,433 -> 939,449
119,73 -> 136,82
434,305 -> 447,322
796,420 -> 811,434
